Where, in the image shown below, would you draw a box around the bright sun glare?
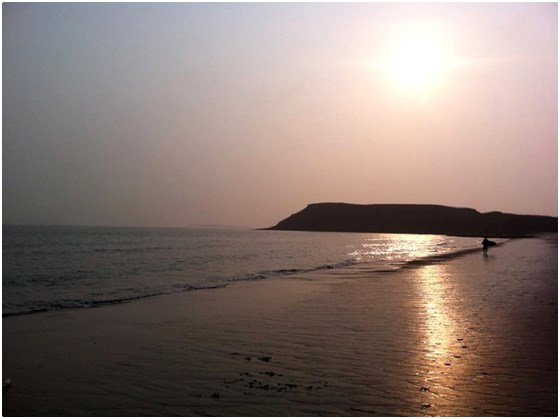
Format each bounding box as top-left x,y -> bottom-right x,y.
389,38 -> 446,89
376,27 -> 451,92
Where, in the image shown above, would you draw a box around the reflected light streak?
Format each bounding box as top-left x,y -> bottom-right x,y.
413,263 -> 477,415
349,234 -> 446,262
418,264 -> 455,359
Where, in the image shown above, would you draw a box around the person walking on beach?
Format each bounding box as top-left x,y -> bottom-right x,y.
482,237 -> 491,255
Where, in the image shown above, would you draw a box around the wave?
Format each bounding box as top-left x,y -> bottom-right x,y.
2,242 -> 490,318
398,246 -> 484,268
2,286 -> 208,318
2,258 -> 365,317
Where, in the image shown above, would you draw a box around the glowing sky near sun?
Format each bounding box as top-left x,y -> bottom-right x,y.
3,3 -> 557,227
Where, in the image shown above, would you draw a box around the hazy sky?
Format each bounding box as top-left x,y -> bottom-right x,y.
3,3 -> 558,228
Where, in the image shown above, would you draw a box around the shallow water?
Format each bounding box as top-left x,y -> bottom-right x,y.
3,225 -> 482,315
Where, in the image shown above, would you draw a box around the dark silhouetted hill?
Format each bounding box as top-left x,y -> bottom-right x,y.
266,203 -> 557,237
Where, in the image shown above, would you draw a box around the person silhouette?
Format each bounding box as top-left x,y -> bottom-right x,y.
481,237 -> 491,256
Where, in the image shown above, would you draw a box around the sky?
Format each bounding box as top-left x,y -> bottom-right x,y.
3,2 -> 558,228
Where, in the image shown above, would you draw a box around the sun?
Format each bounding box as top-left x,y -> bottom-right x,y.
375,27 -> 451,93
389,38 -> 446,89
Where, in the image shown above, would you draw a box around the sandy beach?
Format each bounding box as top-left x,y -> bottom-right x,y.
3,236 -> 557,416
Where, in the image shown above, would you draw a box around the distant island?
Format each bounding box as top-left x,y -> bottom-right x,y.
266,203 -> 558,238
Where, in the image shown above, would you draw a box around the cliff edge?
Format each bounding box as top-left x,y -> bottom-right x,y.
266,203 -> 557,237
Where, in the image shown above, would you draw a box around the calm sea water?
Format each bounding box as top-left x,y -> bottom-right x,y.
3,225 -> 481,316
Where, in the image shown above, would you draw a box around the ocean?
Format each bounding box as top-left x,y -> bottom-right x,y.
2,225 -> 482,316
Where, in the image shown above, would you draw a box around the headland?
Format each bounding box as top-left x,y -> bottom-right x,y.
266,203 -> 557,237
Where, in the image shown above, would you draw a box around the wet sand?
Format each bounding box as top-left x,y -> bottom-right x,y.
3,236 -> 557,416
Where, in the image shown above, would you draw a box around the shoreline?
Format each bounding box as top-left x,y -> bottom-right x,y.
3,236 -> 491,319
3,236 -> 557,416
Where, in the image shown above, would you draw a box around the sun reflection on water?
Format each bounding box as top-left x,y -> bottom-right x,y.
350,234 -> 449,262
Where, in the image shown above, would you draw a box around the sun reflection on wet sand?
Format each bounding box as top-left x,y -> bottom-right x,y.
420,264 -> 456,358
412,262 -> 476,415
